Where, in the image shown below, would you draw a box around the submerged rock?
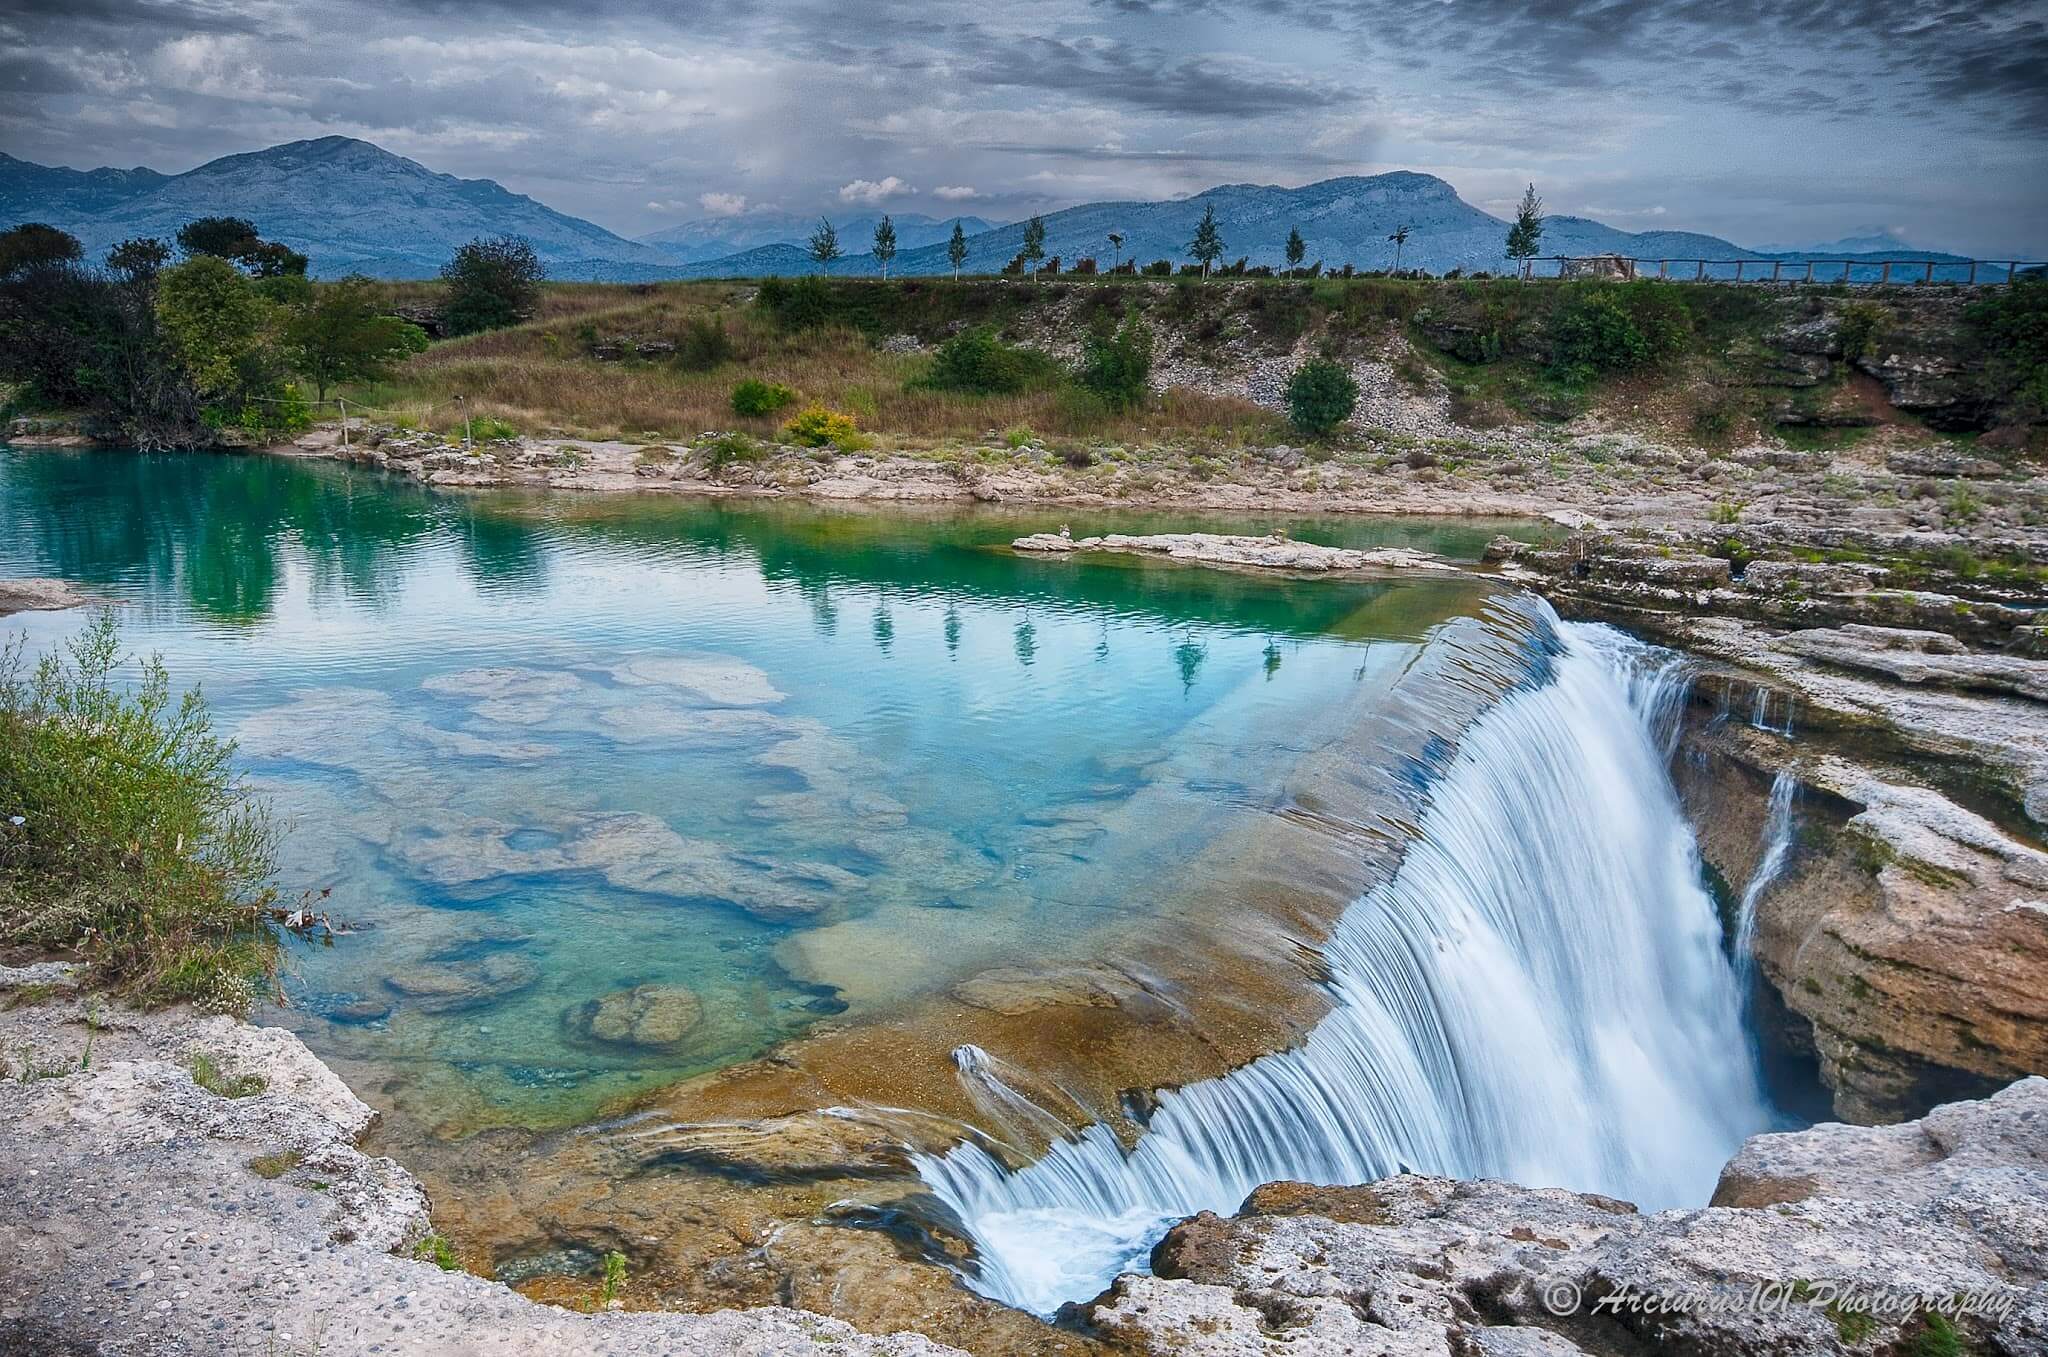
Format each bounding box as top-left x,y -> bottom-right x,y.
564,984 -> 703,1051
1014,531 -> 1454,573
384,953 -> 540,1014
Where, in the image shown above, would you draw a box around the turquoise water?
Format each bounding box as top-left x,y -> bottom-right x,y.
0,447 -> 1545,1127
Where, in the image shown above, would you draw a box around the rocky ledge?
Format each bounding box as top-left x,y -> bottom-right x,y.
0,970 -> 964,1356
0,577 -> 98,617
1086,1077 -> 2048,1356
1012,530 -> 1453,572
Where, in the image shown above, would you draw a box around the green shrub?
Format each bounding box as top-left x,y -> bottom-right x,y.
913,326 -> 1052,395
783,404 -> 869,451
1962,278 -> 2048,421
600,1250 -> 628,1303
1285,358 -> 1360,436
0,613 -> 282,1013
755,275 -> 836,330
677,316 -> 736,371
1077,310 -> 1153,411
190,1050 -> 266,1098
1003,425 -> 1038,449
699,432 -> 765,472
414,1233 -> 461,1272
1549,284 -> 1693,382
731,379 -> 797,417
1835,302 -> 1888,362
467,416 -> 519,442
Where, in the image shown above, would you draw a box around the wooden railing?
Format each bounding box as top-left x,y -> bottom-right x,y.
1519,256 -> 2044,284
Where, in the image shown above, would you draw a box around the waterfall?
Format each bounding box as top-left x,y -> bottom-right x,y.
912,612 -> 1774,1317
1732,771 -> 1799,989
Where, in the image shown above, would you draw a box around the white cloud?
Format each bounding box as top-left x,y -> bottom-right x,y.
699,191 -> 747,217
839,176 -> 910,205
932,185 -> 981,201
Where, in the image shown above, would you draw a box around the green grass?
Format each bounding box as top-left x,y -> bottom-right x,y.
189,1051 -> 266,1098
248,1149 -> 304,1179
0,613 -> 284,1015
600,1251 -> 628,1304
414,1233 -> 461,1271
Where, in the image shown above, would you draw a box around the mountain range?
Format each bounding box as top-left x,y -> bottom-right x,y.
0,136 -> 1974,282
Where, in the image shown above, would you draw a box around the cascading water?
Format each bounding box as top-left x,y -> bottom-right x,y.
1732,771 -> 1799,991
912,609 -> 1776,1316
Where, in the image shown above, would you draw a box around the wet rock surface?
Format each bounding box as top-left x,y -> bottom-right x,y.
0,576 -> 97,616
1014,530 -> 1454,572
1088,1079 -> 2048,1356
565,984 -> 704,1051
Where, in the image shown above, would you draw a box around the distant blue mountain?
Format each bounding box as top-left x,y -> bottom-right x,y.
3,137 -> 1991,283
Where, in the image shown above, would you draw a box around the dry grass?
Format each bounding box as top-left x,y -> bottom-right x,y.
344,281 -> 1282,449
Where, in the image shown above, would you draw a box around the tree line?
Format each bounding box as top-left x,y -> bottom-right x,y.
794,185 -> 1547,281
0,220 -> 545,447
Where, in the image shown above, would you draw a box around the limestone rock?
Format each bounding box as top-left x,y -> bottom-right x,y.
384,953 -> 540,1014
1091,1080 -> 2048,1356
1013,531 -> 1452,573
0,576 -> 96,616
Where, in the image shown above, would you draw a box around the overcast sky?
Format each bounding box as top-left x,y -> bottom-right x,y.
5,0 -> 2045,252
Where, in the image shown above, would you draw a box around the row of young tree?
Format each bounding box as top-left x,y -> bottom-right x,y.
0,221 -> 546,447
794,185 -> 1548,281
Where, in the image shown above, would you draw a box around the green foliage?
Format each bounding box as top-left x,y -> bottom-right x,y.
755,275 -> 836,330
223,383 -> 314,441
440,236 -> 545,337
0,224 -> 84,277
1285,226 -> 1306,271
176,218 -> 307,279
248,1149 -> 304,1179
1021,217 -> 1047,275
285,274 -> 426,401
156,256 -> 268,397
414,1233 -> 461,1271
189,1051 -> 267,1098
105,237 -> 170,281
1962,279 -> 2048,422
1003,425 -> 1038,449
730,378 -> 798,417
1188,204 -> 1225,275
1549,284 -> 1693,382
468,416 -> 520,441
948,221 -> 969,276
1077,309 -> 1153,410
1710,499 -> 1746,524
873,215 -> 897,278
677,316 -> 735,371
782,404 -> 869,451
0,612 -> 281,1011
1285,358 -> 1359,435
913,326 -> 1055,395
1505,184 -> 1545,270
1943,481 -> 1982,522
809,218 -> 841,267
1906,1313 -> 1964,1357
600,1250 -> 628,1303
699,432 -> 766,472
1835,302 -> 1888,362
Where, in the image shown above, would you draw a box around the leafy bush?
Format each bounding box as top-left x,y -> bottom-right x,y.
755,275 -> 836,330
783,404 -> 869,451
677,316 -> 735,371
0,613 -> 282,1013
1077,310 -> 1153,410
913,326 -> 1053,395
731,378 -> 797,417
1285,358 -> 1359,435
1835,302 -> 1888,362
1549,284 -> 1693,382
468,416 -> 519,441
1962,278 -> 2048,422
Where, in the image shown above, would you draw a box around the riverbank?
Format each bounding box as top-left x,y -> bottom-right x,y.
6,971 -> 2041,1355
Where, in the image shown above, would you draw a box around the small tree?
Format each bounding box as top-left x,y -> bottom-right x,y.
1506,184 -> 1545,280
1285,226 -> 1306,274
1388,224 -> 1411,273
1188,204 -> 1224,278
948,221 -> 968,279
809,218 -> 841,268
1021,216 -> 1047,281
440,236 -> 544,336
155,256 -> 268,398
176,216 -> 262,262
1285,358 -> 1359,436
1108,231 -> 1126,272
0,223 -> 83,277
873,214 -> 897,280
285,274 -> 429,401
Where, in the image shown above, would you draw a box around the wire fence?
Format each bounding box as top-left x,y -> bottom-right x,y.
1518,255 -> 2045,284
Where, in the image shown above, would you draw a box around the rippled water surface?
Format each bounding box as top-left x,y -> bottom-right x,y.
0,447 -> 1552,1126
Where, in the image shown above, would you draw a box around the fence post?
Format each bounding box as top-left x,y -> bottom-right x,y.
1658,260 -> 1668,278
1880,261 -> 1891,284
1696,260 -> 1705,280
1734,260 -> 1744,281
1967,261 -> 1977,285
1924,260 -> 1934,284
1843,261 -> 1852,282
1770,261 -> 1782,282
2011,262 -> 2019,284
338,397 -> 348,452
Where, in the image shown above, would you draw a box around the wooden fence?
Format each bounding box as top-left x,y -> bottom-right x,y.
1520,256 -> 2044,284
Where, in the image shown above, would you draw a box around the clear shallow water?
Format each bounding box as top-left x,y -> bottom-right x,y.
0,446 -> 1545,1127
